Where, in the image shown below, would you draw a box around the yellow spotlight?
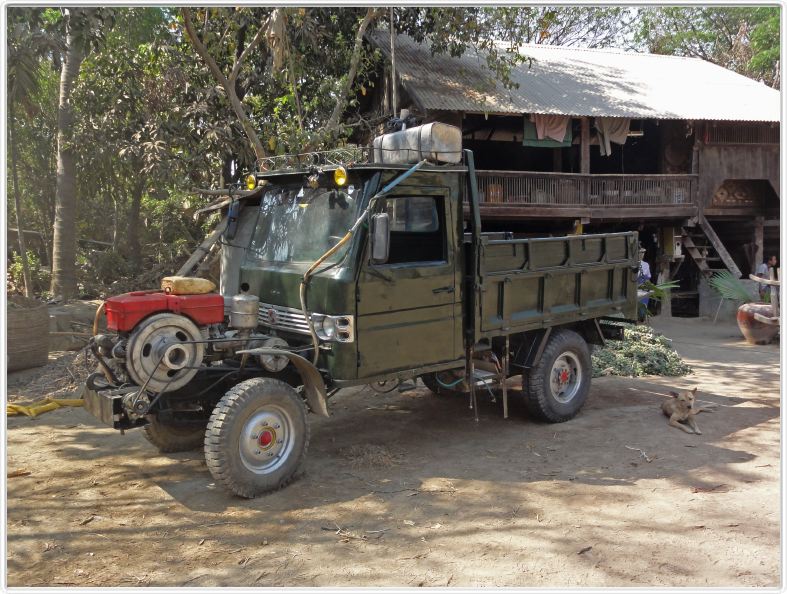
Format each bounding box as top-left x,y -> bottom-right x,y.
245,174 -> 257,190
334,166 -> 348,187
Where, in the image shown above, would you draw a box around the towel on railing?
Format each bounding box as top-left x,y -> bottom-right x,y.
595,117 -> 630,156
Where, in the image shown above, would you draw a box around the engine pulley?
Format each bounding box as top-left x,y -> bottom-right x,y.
126,313 -> 205,393
258,337 -> 289,372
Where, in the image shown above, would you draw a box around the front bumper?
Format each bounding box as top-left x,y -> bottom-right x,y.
83,386 -> 141,429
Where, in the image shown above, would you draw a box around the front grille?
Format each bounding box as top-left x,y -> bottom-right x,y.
258,303 -> 311,335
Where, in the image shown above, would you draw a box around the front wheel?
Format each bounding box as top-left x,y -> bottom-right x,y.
204,378 -> 309,498
143,417 -> 206,453
523,329 -> 591,423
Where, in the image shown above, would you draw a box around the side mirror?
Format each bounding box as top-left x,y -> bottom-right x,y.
370,213 -> 390,265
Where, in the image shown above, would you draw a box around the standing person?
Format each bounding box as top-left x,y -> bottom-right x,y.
637,246 -> 651,320
755,255 -> 778,299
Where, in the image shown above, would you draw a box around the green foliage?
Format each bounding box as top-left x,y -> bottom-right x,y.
749,7 -> 780,81
638,279 -> 681,319
88,250 -> 130,285
487,7 -> 637,49
641,279 -> 681,302
635,7 -> 780,87
708,270 -> 756,303
7,251 -> 50,295
592,324 -> 692,378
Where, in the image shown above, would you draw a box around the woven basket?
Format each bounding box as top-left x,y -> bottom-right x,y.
7,296 -> 49,372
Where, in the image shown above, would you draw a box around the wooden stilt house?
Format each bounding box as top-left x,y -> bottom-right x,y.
363,32 -> 780,317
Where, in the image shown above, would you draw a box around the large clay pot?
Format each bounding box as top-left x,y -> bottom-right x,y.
7,296 -> 49,371
736,302 -> 779,345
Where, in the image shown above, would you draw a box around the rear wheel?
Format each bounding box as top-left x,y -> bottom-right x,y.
143,417 -> 206,453
523,329 -> 591,423
204,378 -> 309,498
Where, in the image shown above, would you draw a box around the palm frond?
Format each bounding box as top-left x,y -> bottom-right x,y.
708,270 -> 754,303
640,279 -> 680,302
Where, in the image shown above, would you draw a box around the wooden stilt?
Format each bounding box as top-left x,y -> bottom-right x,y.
754,216 -> 764,275
502,336 -> 510,420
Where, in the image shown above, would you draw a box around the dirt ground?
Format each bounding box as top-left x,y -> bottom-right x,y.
5,317 -> 781,587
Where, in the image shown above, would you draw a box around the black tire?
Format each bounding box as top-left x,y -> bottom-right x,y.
143,417 -> 206,453
420,371 -> 467,396
204,378 -> 309,498
523,329 -> 591,423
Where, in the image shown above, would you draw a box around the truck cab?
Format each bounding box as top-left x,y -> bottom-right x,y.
233,165 -> 467,384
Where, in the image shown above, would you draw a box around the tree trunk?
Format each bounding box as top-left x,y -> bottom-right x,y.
112,196 -> 120,252
9,102 -> 33,297
126,177 -> 144,272
50,9 -> 86,301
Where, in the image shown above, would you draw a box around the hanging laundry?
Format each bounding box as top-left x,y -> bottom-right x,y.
594,117 -> 630,156
531,114 -> 571,142
523,115 -> 572,148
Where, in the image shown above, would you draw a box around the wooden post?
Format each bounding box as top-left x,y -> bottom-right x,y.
657,268 -> 672,318
580,117 -> 590,174
176,217 -> 229,277
754,216 -> 764,274
390,7 -> 398,118
553,147 -> 563,172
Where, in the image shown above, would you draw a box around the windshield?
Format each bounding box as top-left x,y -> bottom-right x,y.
245,180 -> 366,265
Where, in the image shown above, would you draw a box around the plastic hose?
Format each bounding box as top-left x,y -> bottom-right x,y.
7,395 -> 85,418
92,301 -> 106,336
436,374 -> 465,389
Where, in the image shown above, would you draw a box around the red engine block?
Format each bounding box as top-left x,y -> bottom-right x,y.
105,291 -> 226,332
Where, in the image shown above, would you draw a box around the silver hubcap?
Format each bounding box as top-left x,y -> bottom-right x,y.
239,405 -> 295,474
550,351 -> 582,403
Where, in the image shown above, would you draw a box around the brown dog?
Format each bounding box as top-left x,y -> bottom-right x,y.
661,387 -> 712,435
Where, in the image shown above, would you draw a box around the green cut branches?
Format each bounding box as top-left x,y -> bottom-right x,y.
592,323 -> 692,378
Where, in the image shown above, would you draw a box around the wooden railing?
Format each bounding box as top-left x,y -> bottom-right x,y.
475,171 -> 697,207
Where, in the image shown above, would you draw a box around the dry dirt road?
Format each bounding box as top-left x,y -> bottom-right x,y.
5,318 -> 781,587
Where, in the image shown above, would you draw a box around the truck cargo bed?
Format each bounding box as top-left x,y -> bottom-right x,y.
469,231 -> 639,340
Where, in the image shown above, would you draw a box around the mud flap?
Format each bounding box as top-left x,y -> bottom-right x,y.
237,348 -> 329,417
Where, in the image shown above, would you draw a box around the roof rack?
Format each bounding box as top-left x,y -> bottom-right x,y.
258,146 -> 371,171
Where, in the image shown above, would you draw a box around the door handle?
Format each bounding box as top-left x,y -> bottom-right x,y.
433,286 -> 455,294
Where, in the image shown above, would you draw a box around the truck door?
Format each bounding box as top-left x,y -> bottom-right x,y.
356,185 -> 462,377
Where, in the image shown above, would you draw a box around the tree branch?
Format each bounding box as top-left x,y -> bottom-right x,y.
182,9 -> 230,94
182,8 -> 268,163
322,8 -> 383,139
229,15 -> 268,84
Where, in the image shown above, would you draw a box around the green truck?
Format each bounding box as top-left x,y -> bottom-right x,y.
83,123 -> 638,498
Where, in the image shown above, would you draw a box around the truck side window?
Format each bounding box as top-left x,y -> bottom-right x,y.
383,196 -> 445,264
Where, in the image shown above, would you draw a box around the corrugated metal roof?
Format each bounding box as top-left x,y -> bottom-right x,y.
369,31 -> 780,122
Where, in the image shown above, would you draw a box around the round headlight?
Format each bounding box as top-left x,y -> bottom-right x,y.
334,166 -> 348,187
245,174 -> 257,190
320,316 -> 337,339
